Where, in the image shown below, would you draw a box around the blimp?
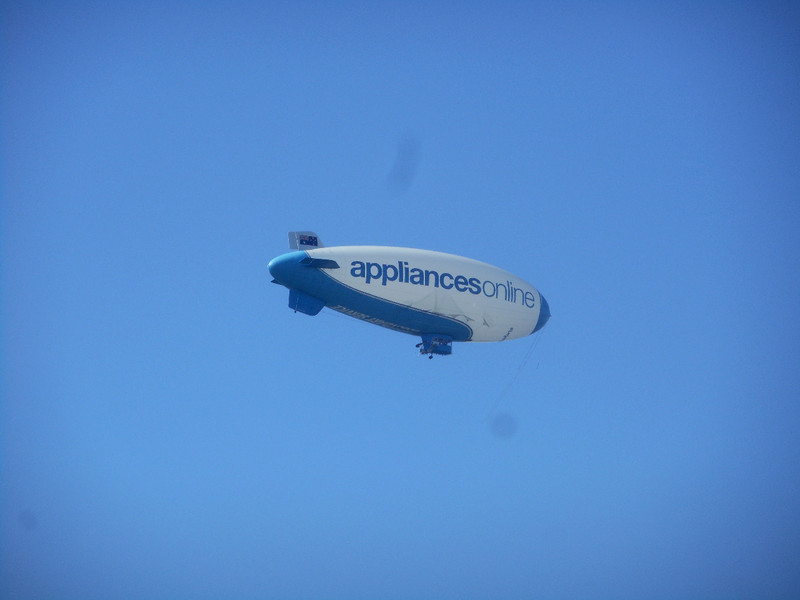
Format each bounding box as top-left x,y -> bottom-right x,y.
268,232 -> 550,357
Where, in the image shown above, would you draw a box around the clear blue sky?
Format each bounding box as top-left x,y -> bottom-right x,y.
3,2 -> 799,599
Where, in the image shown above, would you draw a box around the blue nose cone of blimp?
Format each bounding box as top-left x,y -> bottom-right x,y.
533,294 -> 550,333
268,251 -> 304,287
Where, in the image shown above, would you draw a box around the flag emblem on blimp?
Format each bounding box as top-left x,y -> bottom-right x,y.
269,231 -> 550,357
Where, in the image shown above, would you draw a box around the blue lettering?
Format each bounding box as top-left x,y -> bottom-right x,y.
348,259 -> 536,309
366,262 -> 382,284
382,263 -> 399,285
524,291 -> 536,308
350,261 -> 365,278
496,282 -> 507,301
425,269 -> 439,287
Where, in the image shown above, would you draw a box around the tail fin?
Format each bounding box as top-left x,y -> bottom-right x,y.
289,231 -> 323,250
289,289 -> 324,315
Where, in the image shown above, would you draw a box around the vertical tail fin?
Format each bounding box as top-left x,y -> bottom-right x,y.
289,231 -> 323,250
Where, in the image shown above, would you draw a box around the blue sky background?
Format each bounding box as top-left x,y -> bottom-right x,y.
2,2 -> 799,599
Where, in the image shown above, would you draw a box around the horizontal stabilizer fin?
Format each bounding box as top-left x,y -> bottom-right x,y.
289,289 -> 325,316
289,231 -> 323,250
299,257 -> 339,269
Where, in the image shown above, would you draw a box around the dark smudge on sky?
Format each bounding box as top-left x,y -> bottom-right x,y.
490,412 -> 518,439
387,135 -> 421,192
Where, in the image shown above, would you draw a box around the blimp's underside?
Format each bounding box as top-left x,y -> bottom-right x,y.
269,251 -> 471,355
